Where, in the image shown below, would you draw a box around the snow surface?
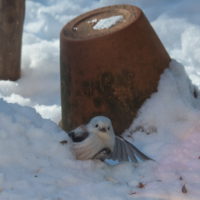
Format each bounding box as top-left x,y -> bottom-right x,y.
1,0 -> 200,199
93,15 -> 124,30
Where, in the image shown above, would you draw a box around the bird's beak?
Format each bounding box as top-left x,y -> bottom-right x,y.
99,127 -> 107,132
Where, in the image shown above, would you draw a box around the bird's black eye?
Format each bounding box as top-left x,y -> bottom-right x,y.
107,126 -> 110,130
95,124 -> 99,128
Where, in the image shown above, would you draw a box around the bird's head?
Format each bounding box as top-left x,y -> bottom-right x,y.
87,116 -> 115,139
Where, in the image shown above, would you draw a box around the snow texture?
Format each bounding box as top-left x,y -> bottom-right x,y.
0,0 -> 200,199
93,15 -> 124,30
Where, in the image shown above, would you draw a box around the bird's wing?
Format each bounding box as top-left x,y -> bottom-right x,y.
109,136 -> 152,162
68,125 -> 89,142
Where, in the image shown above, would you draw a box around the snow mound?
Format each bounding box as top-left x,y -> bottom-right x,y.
1,60 -> 200,199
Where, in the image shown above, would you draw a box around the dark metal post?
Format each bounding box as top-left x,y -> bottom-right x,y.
0,0 -> 25,80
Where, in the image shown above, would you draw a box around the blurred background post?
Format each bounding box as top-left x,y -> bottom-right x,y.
0,0 -> 25,80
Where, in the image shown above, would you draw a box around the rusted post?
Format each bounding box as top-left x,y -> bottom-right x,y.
0,0 -> 25,80
60,5 -> 170,133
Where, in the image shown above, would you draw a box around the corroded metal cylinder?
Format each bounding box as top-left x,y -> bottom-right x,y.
60,4 -> 170,133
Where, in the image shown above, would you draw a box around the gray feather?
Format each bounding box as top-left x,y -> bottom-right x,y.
113,137 -> 123,160
119,137 -> 129,161
125,139 -> 153,161
110,136 -> 152,162
111,137 -> 120,160
123,141 -> 137,162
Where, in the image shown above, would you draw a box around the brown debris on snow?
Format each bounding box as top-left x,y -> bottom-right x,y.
60,140 -> 68,145
137,182 -> 145,188
182,184 -> 188,194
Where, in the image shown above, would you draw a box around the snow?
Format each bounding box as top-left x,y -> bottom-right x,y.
0,0 -> 200,199
87,18 -> 98,24
93,15 -> 124,30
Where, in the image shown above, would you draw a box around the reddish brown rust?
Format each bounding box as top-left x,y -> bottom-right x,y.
60,4 -> 170,134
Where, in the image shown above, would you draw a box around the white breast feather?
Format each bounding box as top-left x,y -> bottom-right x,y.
72,134 -> 104,160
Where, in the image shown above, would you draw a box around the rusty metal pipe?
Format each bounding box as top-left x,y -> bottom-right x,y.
60,4 -> 170,133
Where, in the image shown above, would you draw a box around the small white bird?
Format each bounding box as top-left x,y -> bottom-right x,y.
68,116 -> 152,162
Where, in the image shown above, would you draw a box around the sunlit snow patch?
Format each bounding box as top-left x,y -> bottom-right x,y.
93,15 -> 123,30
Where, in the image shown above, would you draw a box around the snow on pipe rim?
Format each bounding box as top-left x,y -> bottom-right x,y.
91,15 -> 124,30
